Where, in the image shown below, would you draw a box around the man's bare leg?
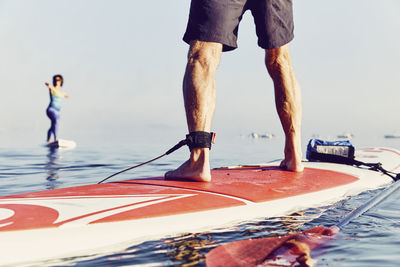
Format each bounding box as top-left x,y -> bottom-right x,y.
165,41 -> 222,181
266,44 -> 304,172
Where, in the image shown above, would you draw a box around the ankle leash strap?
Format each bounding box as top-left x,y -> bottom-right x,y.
165,131 -> 216,155
186,131 -> 216,151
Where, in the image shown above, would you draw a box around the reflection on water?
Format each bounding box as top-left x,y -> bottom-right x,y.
44,147 -> 64,190
166,233 -> 217,267
45,147 -> 59,181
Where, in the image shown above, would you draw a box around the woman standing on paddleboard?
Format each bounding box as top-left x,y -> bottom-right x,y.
45,74 -> 69,143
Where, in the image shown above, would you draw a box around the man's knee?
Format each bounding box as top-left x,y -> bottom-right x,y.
187,40 -> 222,70
265,44 -> 292,75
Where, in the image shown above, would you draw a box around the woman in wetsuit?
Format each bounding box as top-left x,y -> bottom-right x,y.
45,75 -> 69,142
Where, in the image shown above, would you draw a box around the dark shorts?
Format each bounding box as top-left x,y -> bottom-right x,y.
183,0 -> 294,52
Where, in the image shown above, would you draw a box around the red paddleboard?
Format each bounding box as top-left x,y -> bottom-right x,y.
0,148 -> 399,265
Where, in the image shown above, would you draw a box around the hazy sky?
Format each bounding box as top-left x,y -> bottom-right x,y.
1,0 -> 399,146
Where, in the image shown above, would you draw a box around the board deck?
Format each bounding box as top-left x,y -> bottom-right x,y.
1,147 -> 399,265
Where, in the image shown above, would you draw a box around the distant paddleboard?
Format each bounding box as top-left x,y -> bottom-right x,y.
385,134 -> 400,139
46,139 -> 76,149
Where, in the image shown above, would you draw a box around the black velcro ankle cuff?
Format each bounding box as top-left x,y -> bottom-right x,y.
186,131 -> 216,151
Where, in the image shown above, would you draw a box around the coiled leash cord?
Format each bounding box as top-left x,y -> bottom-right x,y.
97,132 -> 215,184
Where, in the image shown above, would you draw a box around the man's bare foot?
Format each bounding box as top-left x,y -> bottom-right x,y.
280,134 -> 304,172
164,148 -> 211,182
280,158 -> 304,172
165,160 -> 211,182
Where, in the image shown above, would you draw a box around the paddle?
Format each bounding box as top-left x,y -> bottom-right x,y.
206,173 -> 400,267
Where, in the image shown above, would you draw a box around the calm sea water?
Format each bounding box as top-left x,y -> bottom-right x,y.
1,133 -> 400,266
